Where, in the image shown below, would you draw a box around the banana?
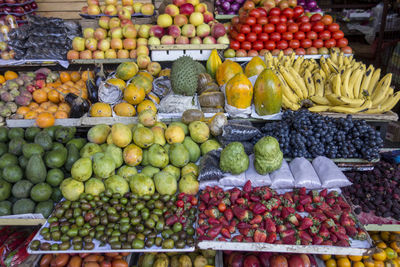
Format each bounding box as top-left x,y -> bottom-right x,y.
343,56 -> 351,66
329,100 -> 372,113
293,58 -> 303,73
380,92 -> 400,112
326,93 -> 345,106
279,66 -> 304,99
332,74 -> 342,96
288,66 -> 308,98
289,52 -> 296,65
331,51 -> 338,65
367,68 -> 381,95
319,69 -> 326,81
341,68 -> 352,97
308,105 -> 331,112
310,96 -> 330,105
360,64 -> 374,97
347,68 -> 362,99
304,69 -> 315,96
278,50 -> 284,61
338,52 -> 344,67
320,57 -> 331,76
353,68 -> 365,99
327,58 -> 339,73
305,64 -> 315,77
371,73 -> 391,99
275,70 -> 300,104
326,93 -> 364,107
282,95 -> 301,110
325,81 -> 333,95
313,73 -> 325,97
373,88 -> 393,107
264,52 -> 273,64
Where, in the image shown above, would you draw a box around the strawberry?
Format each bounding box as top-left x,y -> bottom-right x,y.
219,216 -> 229,227
322,218 -> 336,229
236,198 -> 248,205
301,239 -> 312,245
250,195 -> 261,202
244,237 -> 254,242
280,229 -> 295,239
253,203 -> 267,215
327,191 -> 339,198
208,197 -> 219,207
356,229 -> 367,241
298,230 -> 312,243
217,237 -> 227,241
198,236 -> 213,241
318,202 -> 331,212
271,209 -> 281,217
286,214 -> 299,226
277,225 -> 287,233
228,225 -> 236,234
232,235 -> 243,242
310,211 -> 327,222
340,213 -> 353,227
299,195 -> 312,205
206,225 -> 222,239
309,225 -> 320,236
282,235 -> 300,245
319,188 -> 328,198
336,239 -> 350,247
299,217 -> 314,230
299,187 -> 307,195
205,207 -> 220,219
199,202 -> 206,212
345,226 -> 358,238
199,213 -> 207,219
208,218 -> 220,225
311,190 -> 323,203
258,188 -> 273,201
337,196 -> 350,209
197,227 -> 205,236
337,225 -> 347,235
318,226 -> 330,240
233,206 -> 253,222
230,188 -> 241,204
296,204 -> 305,212
200,224 -> 210,231
326,197 -> 336,206
221,196 -> 231,206
293,194 -> 300,203
322,240 -> 333,246
224,208 -> 233,221
312,235 -> 324,245
334,232 -> 349,241
243,180 -> 252,193
230,219 -> 238,227
265,218 -> 276,233
281,207 -> 295,219
266,232 -> 277,243
331,204 -> 342,212
254,229 -> 267,242
266,198 -> 281,210
304,203 -> 315,213
324,209 -> 341,222
221,228 -> 231,239
330,232 -> 338,243
250,215 -> 262,225
239,228 -> 251,236
237,222 -> 251,229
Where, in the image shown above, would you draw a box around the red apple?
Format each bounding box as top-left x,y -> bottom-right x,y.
195,3 -> 207,13
211,22 -> 226,38
181,24 -> 195,37
120,19 -> 133,27
83,28 -> 95,39
141,3 -> 154,15
176,36 -> 189,44
94,28 -> 107,40
118,7 -> 131,20
123,38 -> 136,50
104,5 -> 117,16
190,36 -> 202,44
117,49 -> 129,58
111,38 -> 123,50
173,14 -> 188,27
180,3 -> 194,15
300,255 -> 311,267
172,0 -> 186,7
80,50 -> 92,59
165,4 -> 179,17
137,55 -> 151,69
196,23 -> 210,38
109,17 -> 121,28
168,25 -> 181,38
161,35 -> 175,45
235,49 -> 247,57
203,11 -> 214,23
87,4 -> 101,15
98,16 -> 110,29
122,25 -> 137,38
149,25 -> 165,38
203,36 -> 216,44
85,38 -> 98,51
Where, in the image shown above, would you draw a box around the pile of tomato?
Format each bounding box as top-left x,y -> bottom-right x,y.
229,4 -> 352,56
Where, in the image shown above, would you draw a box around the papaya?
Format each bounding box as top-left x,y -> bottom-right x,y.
216,59 -> 243,86
116,62 -> 139,81
253,69 -> 282,115
206,49 -> 222,79
225,73 -> 253,109
244,56 -> 266,77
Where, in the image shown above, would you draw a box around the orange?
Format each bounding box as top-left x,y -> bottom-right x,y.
0,75 -> 5,83
373,248 -> 387,261
16,106 -> 30,115
391,242 -> 400,253
35,108 -> 45,114
58,103 -> 71,113
47,105 -> 58,113
114,102 -> 136,117
377,242 -> 388,249
36,112 -> 55,128
353,262 -> 364,267
374,260 -> 384,267
54,111 -> 68,119
325,259 -> 337,267
320,255 -> 332,261
32,89 -> 48,104
349,256 -> 363,261
381,232 -> 391,242
335,255 -> 347,259
90,103 -> 112,117
4,71 -> 18,80
385,248 -> 397,260
24,111 -> 38,119
40,101 -> 52,110
48,89 -> 60,104
64,81 -> 75,87
123,84 -> 145,105
136,99 -> 157,114
337,257 -> 350,267
81,70 -> 93,82
60,72 -> 71,83
42,87 -> 51,93
70,71 -> 81,82
28,102 -> 39,110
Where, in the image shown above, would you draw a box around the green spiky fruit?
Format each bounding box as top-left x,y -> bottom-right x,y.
195,61 -> 206,74
171,56 -> 199,96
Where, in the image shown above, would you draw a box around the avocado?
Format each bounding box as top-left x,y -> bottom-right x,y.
2,165 -> 23,183
45,147 -> 67,168
8,128 -> 24,140
0,127 -> 8,142
0,153 -> 18,169
51,142 -> 64,151
22,143 -> 44,158
12,180 -> 33,198
64,144 -> 80,172
18,156 -> 28,169
30,183 -> 52,202
51,187 -> 63,202
66,138 -> 87,150
35,200 -> 54,218
8,137 -> 26,156
0,201 -> 11,216
12,198 -> 35,214
26,154 -> 47,184
46,169 -> 64,187
24,127 -> 41,142
43,125 -> 61,139
0,179 -> 11,201
0,143 -> 7,157
55,127 -> 76,144
34,131 -> 53,151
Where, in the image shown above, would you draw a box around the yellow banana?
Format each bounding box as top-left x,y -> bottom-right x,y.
288,66 -> 308,98
326,93 -> 364,107
308,105 -> 331,112
353,68 -> 365,99
367,68 -> 381,95
310,96 -> 330,105
282,95 -> 301,110
275,70 -> 300,103
320,57 -> 331,76
371,73 -> 391,99
304,69 -> 315,96
381,92 -> 400,112
326,58 -> 339,73
360,65 -> 374,97
319,69 -> 326,81
331,74 -> 341,96
329,100 -> 372,114
348,68 -> 362,99
331,51 -> 338,65
373,88 -> 393,107
278,50 -> 284,61
313,73 -> 325,97
293,57 -> 303,73
343,56 -> 351,66
341,68 -> 352,97
338,52 -> 344,67
279,66 -> 304,99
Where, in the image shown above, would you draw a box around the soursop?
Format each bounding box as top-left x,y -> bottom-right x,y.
171,56 -> 199,96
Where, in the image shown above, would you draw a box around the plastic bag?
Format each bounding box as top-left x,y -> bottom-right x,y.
222,123 -> 261,141
270,160 -> 295,189
98,82 -> 123,105
312,156 -> 352,188
219,172 -> 246,187
221,82 -> 251,118
152,76 -> 171,99
198,149 -> 223,182
290,157 -> 321,189
158,94 -> 199,114
245,154 -> 272,187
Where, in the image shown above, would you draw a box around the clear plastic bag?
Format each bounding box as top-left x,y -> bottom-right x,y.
198,149 -> 223,182
219,172 -> 246,187
270,160 -> 295,189
290,157 -> 321,189
312,156 -> 352,188
245,154 -> 272,187
98,82 -> 123,105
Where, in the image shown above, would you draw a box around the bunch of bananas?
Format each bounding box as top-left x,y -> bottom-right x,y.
264,51 -> 400,114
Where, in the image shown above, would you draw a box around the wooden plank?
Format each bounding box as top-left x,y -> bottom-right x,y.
0,218 -> 46,226
36,11 -> 81,19
38,2 -> 86,11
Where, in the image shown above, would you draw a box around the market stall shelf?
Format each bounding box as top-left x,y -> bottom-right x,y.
69,59 -> 134,65
0,214 -> 46,226
150,44 -> 229,61
6,118 -> 82,128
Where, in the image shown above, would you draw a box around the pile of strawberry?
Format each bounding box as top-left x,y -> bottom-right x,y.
197,181 -> 368,247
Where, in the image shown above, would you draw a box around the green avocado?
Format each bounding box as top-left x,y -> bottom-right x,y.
25,127 -> 41,142
12,198 -> 35,214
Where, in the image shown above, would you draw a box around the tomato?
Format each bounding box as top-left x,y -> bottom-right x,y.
297,15 -> 309,23
301,38 -> 312,48
295,47 -> 306,55
257,7 -> 267,17
332,30 -> 344,40
232,16 -> 239,25
282,8 -> 294,19
276,23 -> 287,33
245,17 -> 257,26
253,40 -> 264,51
246,32 -> 257,42
294,31 -> 305,40
284,48 -> 294,55
312,38 -> 323,48
264,40 -> 276,50
289,39 -> 300,49
299,22 -> 312,32
287,22 -> 298,33
236,33 -> 246,42
269,32 -> 281,42
293,6 -> 304,18
257,16 -> 268,25
243,0 -> 255,10
312,22 -> 325,32
341,46 -> 352,54
218,202 -> 226,212
324,38 -> 336,48
337,37 -> 348,48
241,41 -> 252,50
236,49 -> 247,57
306,31 -> 317,40
240,24 -> 251,34
269,7 -> 281,16
310,13 -> 322,22
306,47 -> 318,55
277,40 -> 288,50
268,15 -> 280,24
319,30 -> 331,40
263,23 -> 275,33
248,50 -> 259,56
230,30 -> 238,39
321,15 -> 333,25
328,23 -> 339,32
279,15 -> 287,24
249,9 -> 261,18
282,31 -> 293,41
258,32 -> 269,42
252,24 -> 263,34
230,40 -> 240,50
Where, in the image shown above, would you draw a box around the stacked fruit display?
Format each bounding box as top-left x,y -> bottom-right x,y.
228,5 -> 350,57
154,0 -> 229,45
138,250 -> 217,266
39,252 -> 130,267
0,227 -> 37,266
0,1 -> 38,21
224,252 -> 317,267
81,0 -> 155,17
216,0 -> 298,15
0,126 -> 80,217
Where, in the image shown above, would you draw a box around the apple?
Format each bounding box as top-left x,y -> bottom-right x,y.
248,50 -> 259,56
138,24 -> 151,38
149,25 -> 165,38
122,25 -> 137,38
80,50 -> 92,59
180,3 -> 194,15
129,49 -> 137,59
87,4 -> 101,15
85,38 -> 98,51
72,37 -> 85,51
110,27 -> 123,39
81,6 -> 88,13
224,48 -> 235,58
147,62 -> 161,76
137,55 -> 151,69
203,36 -> 216,44
172,0 -> 186,7
148,36 -> 161,45
123,5 -> 133,13
111,38 -> 123,50
120,19 -> 133,27
134,24 -> 140,31
211,22 -> 226,38
196,23 -> 210,38
0,51 -> 9,60
94,28 -> 107,40
98,39 -> 111,51
173,14 -> 188,27
203,11 -> 213,23
104,5 -> 117,16
300,254 -> 311,267
0,42 -> 7,51
181,24 -> 195,37
8,50 -> 14,59
93,50 -> 105,59
123,38 -> 136,50
168,25 -> 181,38
98,16 -> 110,29
83,28 -> 95,39
217,34 -> 230,44
187,0 -> 199,6
105,49 -> 117,59
157,14 -> 172,28
122,0 -> 132,6
87,0 -> 99,5
189,12 -> 203,26
190,36 -> 202,44
161,35 -> 174,45
118,7 -> 131,20
195,3 -> 207,13
105,0 -> 116,5
176,36 -> 189,44
165,4 -> 179,17
137,45 -> 149,56
118,49 -> 130,58
141,3 -> 154,15
133,2 -> 142,13
67,50 -> 80,60
100,4 -> 106,13
109,17 -> 121,28
137,38 -> 148,47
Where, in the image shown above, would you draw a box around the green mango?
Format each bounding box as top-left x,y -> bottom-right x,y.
64,144 -> 80,172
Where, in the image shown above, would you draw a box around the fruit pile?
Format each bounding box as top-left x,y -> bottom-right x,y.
224,252 -> 317,267
81,0 -> 155,17
0,126 -> 80,217
198,181 -> 367,246
258,110 -> 383,160
30,192 -> 197,251
343,160 -> 400,221
155,0 -> 228,45
139,250 -> 217,266
228,5 -> 350,57
0,1 -> 38,19
39,252 -> 130,267
0,15 -> 18,60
